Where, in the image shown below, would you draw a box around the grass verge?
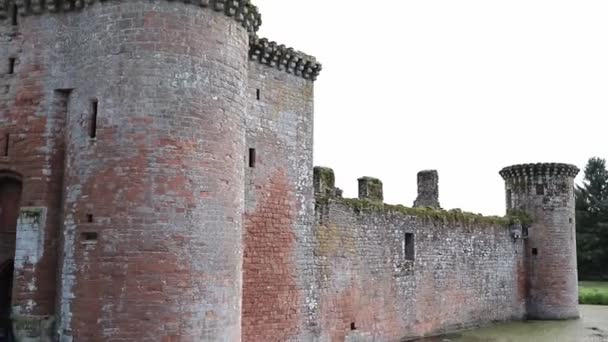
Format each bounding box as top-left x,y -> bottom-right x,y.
579,281 -> 608,305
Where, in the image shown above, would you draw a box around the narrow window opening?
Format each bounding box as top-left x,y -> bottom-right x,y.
86,214 -> 93,223
89,99 -> 98,139
256,89 -> 261,100
3,134 -> 9,157
81,232 -> 98,242
11,5 -> 17,26
350,322 -> 356,331
8,58 -> 15,75
532,248 -> 538,256
569,217 -> 573,224
536,184 -> 544,196
248,148 -> 256,168
404,233 -> 415,261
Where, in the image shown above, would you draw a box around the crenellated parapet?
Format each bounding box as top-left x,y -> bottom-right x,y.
249,37 -> 322,81
413,170 -> 440,209
0,0 -> 263,33
499,163 -> 579,179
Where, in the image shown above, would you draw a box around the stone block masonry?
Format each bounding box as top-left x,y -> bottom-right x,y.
414,170 -> 440,209
0,0 -> 579,341
314,169 -> 528,341
501,163 -> 580,320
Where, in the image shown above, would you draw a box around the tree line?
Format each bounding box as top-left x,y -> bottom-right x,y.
576,157 -> 608,280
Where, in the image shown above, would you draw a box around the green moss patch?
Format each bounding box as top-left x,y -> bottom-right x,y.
318,197 -> 531,227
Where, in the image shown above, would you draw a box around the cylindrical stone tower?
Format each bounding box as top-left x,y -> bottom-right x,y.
1,0 -> 260,340
500,163 -> 580,320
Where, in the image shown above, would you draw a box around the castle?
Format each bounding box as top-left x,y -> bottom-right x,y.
0,1 -> 580,341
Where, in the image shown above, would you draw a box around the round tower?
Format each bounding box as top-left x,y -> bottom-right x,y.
3,0 -> 260,340
500,163 -> 580,320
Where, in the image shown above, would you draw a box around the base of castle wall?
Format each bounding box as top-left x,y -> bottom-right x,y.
11,315 -> 54,342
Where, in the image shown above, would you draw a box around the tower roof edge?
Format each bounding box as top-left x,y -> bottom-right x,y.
249,36 -> 322,81
0,0 -> 263,34
499,163 -> 580,179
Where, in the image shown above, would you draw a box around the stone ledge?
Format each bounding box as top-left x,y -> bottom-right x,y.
500,163 -> 580,179
249,37 -> 322,81
0,0 -> 262,34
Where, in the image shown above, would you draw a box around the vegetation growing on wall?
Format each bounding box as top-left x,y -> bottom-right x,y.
316,197 -> 531,227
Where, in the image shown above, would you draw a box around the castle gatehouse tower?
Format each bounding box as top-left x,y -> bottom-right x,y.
1,0 -> 263,340
500,163 -> 580,320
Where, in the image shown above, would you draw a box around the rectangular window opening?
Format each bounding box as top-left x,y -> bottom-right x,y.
86,214 -> 94,223
81,232 -> 98,242
350,322 -> 356,331
536,184 -> 544,196
8,58 -> 15,74
404,233 -> 415,261
11,5 -> 17,26
248,148 -> 256,168
90,99 -> 98,139
3,133 -> 9,157
532,248 -> 538,256
256,89 -> 261,101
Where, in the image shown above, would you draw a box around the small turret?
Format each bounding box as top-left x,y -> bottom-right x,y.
413,170 -> 440,208
500,163 -> 580,320
358,177 -> 383,202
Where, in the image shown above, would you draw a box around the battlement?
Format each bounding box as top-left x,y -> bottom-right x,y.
414,170 -> 440,209
313,167 -> 525,225
500,163 -> 580,179
249,37 -> 322,80
0,0 -> 262,33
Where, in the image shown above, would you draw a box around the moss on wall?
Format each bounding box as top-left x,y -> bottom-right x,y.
316,197 -> 531,227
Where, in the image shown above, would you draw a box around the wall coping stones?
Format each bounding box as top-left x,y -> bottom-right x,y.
249,37 -> 322,81
317,197 -> 527,228
0,0 -> 263,34
499,163 -> 580,179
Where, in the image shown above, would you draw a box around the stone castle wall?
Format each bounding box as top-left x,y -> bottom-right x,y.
0,1 -> 321,340
53,2 -> 250,340
1,7 -> 70,340
312,171 -> 527,341
0,1 -> 580,341
242,61 -> 317,340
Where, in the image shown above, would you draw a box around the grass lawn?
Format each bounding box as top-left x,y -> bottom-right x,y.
579,281 -> 608,305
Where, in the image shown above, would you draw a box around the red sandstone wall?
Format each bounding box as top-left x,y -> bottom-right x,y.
314,200 -> 527,341
242,62 -> 317,341
0,14 -> 67,333
48,2 -> 250,340
504,169 -> 579,320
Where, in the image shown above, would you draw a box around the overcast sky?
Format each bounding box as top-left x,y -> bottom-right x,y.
255,0 -> 607,216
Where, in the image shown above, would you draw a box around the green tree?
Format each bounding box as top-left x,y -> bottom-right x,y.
576,157 -> 608,280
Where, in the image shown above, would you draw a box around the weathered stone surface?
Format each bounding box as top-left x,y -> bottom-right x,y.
242,60 -> 317,341
314,193 -> 527,341
500,163 -> 580,320
358,177 -> 383,202
414,170 -> 440,209
0,1 -> 580,341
